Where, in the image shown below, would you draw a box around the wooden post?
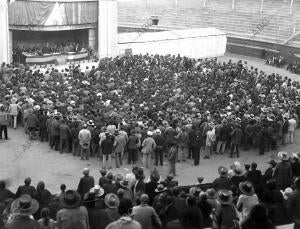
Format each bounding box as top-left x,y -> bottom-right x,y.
204,0 -> 207,7
232,0 -> 235,10
175,0 -> 178,7
260,0 -> 264,13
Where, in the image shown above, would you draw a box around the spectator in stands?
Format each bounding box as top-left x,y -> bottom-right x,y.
145,170 -> 159,206
56,190 -> 89,229
16,177 -> 36,198
104,193 -> 120,221
212,190 -> 239,229
77,168 -> 95,199
133,168 -> 145,200
247,162 -> 264,198
105,195 -> 141,229
6,194 -> 40,229
273,152 -> 293,190
263,160 -> 277,184
34,181 -> 52,220
132,194 -> 162,229
182,195 -> 203,229
237,181 -> 259,221
197,192 -> 212,228
212,166 -> 232,191
38,207 -> 56,229
240,204 -> 275,229
287,178 -> 300,229
83,192 -> 112,229
0,180 -> 15,203
99,169 -> 108,187
291,152 -> 300,178
103,173 -> 118,195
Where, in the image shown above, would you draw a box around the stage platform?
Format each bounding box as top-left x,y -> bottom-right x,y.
24,51 -> 88,65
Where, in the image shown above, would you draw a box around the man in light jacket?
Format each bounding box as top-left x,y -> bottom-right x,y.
78,124 -> 91,160
141,131 -> 156,168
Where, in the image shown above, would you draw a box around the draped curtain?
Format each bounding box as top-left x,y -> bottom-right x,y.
9,1 -> 97,26
9,1 -> 55,26
64,2 -> 98,25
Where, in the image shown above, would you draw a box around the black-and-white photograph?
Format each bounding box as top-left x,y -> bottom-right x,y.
0,0 -> 300,228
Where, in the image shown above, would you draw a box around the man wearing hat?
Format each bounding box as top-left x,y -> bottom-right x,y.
82,191 -> 111,229
127,129 -> 140,165
104,193 -> 120,221
153,129 -> 165,166
100,132 -> 115,169
212,166 -> 232,191
8,100 -> 20,129
77,168 -> 95,199
57,190 -> 90,229
141,131 -> 156,168
114,130 -> 127,168
213,190 -> 239,229
78,124 -> 92,160
263,159 -> 277,183
132,194 -> 162,229
6,194 -> 40,229
273,152 -> 293,190
237,181 -> 259,221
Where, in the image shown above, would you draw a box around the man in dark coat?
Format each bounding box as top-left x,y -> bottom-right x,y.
50,116 -> 60,151
59,119 -> 71,154
188,127 -> 202,166
247,162 -> 264,198
212,167 -> 232,191
263,160 -> 277,184
273,152 -> 293,190
0,180 -> 15,203
287,178 -> 300,229
230,123 -> 242,158
182,196 -> 204,229
77,168 -> 95,199
100,133 -> 114,169
145,172 -> 159,206
16,177 -> 37,198
39,110 -> 48,142
83,192 -> 113,229
102,173 -> 118,195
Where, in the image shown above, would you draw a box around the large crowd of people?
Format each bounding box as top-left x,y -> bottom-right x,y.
0,156 -> 300,229
1,53 -> 300,228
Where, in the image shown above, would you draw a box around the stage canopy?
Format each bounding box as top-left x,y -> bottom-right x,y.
118,28 -> 227,58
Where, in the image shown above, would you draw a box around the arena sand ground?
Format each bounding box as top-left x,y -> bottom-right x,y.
0,53 -> 300,194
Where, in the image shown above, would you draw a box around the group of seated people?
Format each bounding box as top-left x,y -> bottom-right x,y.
0,151 -> 300,229
12,40 -> 84,58
287,61 -> 300,75
265,55 -> 286,68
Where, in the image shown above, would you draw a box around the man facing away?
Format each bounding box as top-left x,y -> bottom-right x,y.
78,124 -> 91,160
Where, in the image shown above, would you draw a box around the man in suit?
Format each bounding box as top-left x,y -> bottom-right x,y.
16,177 -> 36,198
287,178 -> 300,229
77,168 -> 95,199
247,162 -> 264,198
132,194 -> 162,229
59,119 -> 71,154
